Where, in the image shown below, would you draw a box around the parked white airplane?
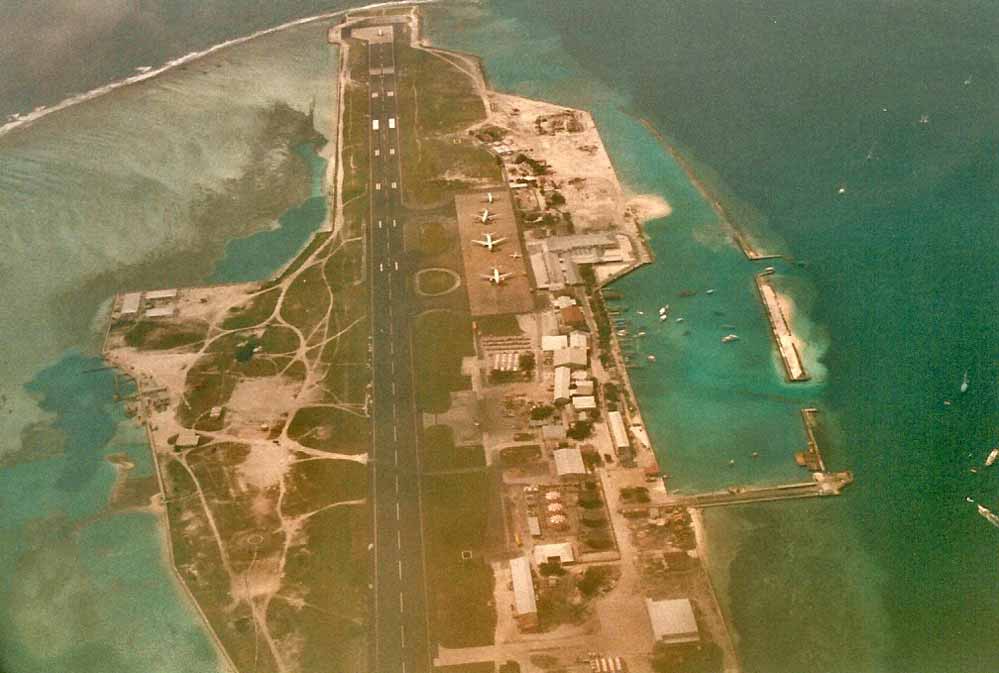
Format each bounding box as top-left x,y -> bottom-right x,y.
473,208 -> 497,223
481,268 -> 513,285
471,232 -> 507,251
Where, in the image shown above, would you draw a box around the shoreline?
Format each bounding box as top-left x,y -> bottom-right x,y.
634,117 -> 780,261
0,0 -> 439,140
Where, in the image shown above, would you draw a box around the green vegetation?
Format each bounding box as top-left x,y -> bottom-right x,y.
423,424 -> 485,471
578,565 -> 614,597
529,404 -> 554,421
287,406 -> 369,455
395,41 -> 501,207
413,309 -> 474,413
437,664 -> 496,673
417,221 -> 452,257
423,470 -> 497,647
651,640 -> 723,673
499,444 -> 541,466
567,419 -> 594,440
417,268 -> 459,295
280,263 -> 331,335
221,287 -> 281,330
124,320 -> 207,350
340,39 -> 371,205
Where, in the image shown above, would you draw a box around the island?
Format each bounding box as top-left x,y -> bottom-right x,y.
101,5 -> 850,673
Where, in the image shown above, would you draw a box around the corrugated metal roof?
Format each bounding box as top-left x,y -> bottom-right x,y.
510,556 -> 537,616
120,292 -> 142,315
607,411 -> 630,450
645,598 -> 699,644
553,447 -> 586,475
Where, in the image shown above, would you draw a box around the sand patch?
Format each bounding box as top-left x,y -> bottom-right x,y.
238,440 -> 293,491
626,192 -> 672,222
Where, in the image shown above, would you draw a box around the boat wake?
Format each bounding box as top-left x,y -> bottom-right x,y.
0,0 -> 435,139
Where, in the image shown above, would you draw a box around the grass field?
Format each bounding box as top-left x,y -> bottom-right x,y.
394,40 -> 501,208
412,309 -> 474,413
423,469 -> 497,648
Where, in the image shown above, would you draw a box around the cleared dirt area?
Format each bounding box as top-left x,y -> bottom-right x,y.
105,218 -> 371,673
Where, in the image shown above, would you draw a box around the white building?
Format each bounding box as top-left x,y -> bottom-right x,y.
510,556 -> 538,629
553,447 -> 586,478
607,411 -> 630,452
533,542 -> 575,566
553,366 -> 572,405
145,288 -> 178,301
645,598 -> 700,645
553,347 -> 588,369
120,292 -> 142,316
542,335 -> 569,351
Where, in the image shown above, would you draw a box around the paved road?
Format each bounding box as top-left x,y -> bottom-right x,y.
363,31 -> 433,673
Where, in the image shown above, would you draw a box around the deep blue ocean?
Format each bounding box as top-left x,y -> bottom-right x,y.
0,2 -> 996,672
470,0 -> 999,673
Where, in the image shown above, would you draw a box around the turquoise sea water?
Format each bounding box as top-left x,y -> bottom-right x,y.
0,18 -> 342,673
0,2 -> 995,672
210,142 -> 329,283
430,2 -> 999,672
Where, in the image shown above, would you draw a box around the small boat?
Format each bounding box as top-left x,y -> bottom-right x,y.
751,452 -> 760,459
764,266 -> 775,274
659,314 -> 669,322
675,317 -> 684,323
967,497 -> 975,503
960,370 -> 969,393
919,114 -> 930,124
637,330 -> 647,337
985,447 -> 999,467
705,289 -> 715,295
647,355 -> 656,362
658,305 -> 669,316
728,459 -> 736,467
977,504 -> 999,529
636,310 -> 645,316
943,400 -> 952,406
721,334 -> 739,343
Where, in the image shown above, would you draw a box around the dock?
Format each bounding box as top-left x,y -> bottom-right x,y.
755,272 -> 809,382
660,471 -> 854,508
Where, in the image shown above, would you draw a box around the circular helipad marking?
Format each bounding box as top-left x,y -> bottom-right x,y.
414,268 -> 461,297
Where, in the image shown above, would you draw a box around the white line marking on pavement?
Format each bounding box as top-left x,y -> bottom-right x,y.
395,475 -> 399,493
397,530 -> 402,548
397,559 -> 403,578
396,502 -> 401,520
399,592 -> 404,612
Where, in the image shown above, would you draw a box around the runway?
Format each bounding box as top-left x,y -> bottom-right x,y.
362,27 -> 433,673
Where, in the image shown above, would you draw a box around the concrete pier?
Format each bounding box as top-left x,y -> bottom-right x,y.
660,471 -> 854,508
755,273 -> 809,382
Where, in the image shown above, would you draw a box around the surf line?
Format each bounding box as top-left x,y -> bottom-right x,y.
0,0 -> 438,139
